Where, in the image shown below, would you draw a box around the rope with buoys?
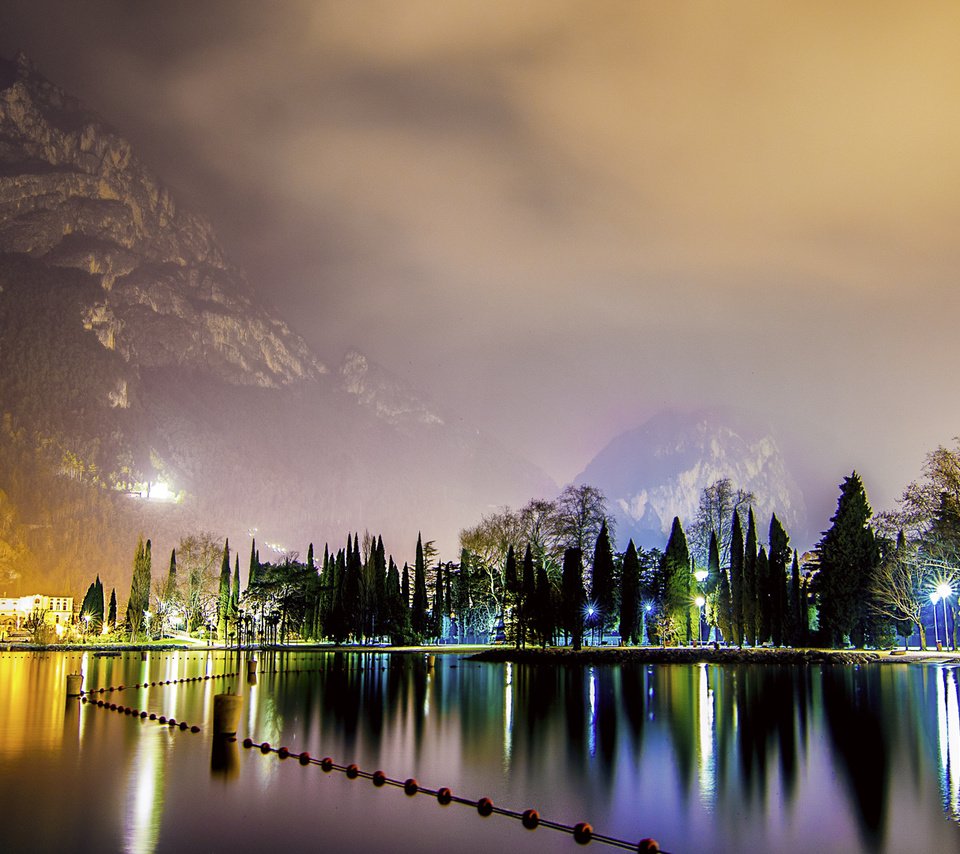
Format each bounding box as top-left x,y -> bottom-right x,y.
240,739 -> 664,853
81,694 -> 202,732
79,671 -> 238,696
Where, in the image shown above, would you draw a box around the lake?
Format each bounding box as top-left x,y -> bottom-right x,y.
0,649 -> 958,853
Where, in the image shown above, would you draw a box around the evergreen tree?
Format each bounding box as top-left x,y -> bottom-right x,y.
402,562 -> 411,609
755,547 -> 769,644
560,547 -> 585,650
813,472 -> 881,647
385,557 -> 408,644
432,562 -> 445,642
454,549 -> 471,643
231,555 -> 241,633
729,510 -> 745,645
126,536 -> 152,639
343,533 -> 362,640
742,509 -> 758,645
307,543 -> 315,571
503,545 -> 518,644
108,588 -> 117,628
519,544 -> 536,648
590,519 -> 616,641
81,577 -> 105,633
619,540 -> 641,645
248,539 -> 259,591
660,517 -> 692,644
534,558 -> 554,648
789,550 -> 804,645
412,533 -> 428,637
711,531 -> 732,643
217,538 -> 231,642
768,513 -> 790,646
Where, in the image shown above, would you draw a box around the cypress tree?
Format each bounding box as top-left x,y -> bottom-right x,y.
108,588 -> 117,628
385,557 -> 406,644
729,510 -> 744,647
560,547 -> 585,650
768,513 -> 790,646
94,576 -> 105,627
755,547 -> 769,644
217,539 -> 231,642
535,558 -> 554,648
520,544 -> 536,648
344,533 -> 362,640
813,472 -> 880,647
661,517 -> 692,644
248,539 -> 259,591
503,545 -> 517,644
455,549 -> 471,643
432,562 -> 445,642
307,543 -> 315,571
231,555 -> 240,623
711,531 -> 732,644
743,509 -> 758,646
125,537 -> 152,638
789,550 -> 803,645
619,540 -> 641,645
412,534 -> 428,637
590,519 -> 616,641
402,562 -> 411,609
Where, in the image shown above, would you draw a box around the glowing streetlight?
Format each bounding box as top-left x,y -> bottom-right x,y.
936,582 -> 954,650
695,595 -> 706,645
694,569 -> 708,583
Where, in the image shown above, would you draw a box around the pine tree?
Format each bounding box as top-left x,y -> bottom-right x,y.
590,519 -> 616,641
560,547 -> 585,650
742,509 -> 758,646
729,510 -> 744,647
661,517 -> 692,644
217,539 -> 231,642
813,472 -> 881,647
619,540 -> 641,645
412,533 -> 428,637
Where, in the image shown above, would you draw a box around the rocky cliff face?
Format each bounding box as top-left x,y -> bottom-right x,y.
0,52 -> 321,389
577,410 -> 807,550
0,54 -> 553,591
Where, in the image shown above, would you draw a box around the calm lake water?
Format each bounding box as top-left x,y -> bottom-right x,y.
1,650 -> 959,853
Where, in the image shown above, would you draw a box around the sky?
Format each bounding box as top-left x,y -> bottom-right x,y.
3,0 -> 960,530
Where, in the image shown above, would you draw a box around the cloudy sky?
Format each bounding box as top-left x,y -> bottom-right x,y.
3,0 -> 960,529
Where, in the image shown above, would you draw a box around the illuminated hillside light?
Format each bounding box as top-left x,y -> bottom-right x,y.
147,482 -> 174,501
694,569 -> 708,583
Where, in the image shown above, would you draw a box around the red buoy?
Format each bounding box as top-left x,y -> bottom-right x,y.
436,787 -> 452,805
637,839 -> 660,853
404,778 -> 419,796
191,725 -> 201,733
372,770 -> 386,786
179,722 -> 188,730
346,763 -> 359,778
299,752 -> 311,766
278,746 -> 290,759
243,738 -> 254,748
573,822 -> 593,844
158,716 -> 167,723
522,809 -> 540,830
320,757 -> 334,772
260,742 -> 271,754
477,797 -> 494,817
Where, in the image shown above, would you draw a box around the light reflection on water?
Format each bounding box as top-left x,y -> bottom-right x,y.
0,651 -> 959,853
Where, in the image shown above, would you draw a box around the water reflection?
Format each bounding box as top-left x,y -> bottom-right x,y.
1,652 -> 960,853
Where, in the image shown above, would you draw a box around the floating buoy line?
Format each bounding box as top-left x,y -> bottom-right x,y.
241,739 -> 665,853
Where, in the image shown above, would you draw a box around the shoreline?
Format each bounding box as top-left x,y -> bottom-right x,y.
4,641 -> 960,665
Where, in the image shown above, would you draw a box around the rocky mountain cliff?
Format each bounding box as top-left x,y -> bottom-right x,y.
0,53 -> 552,594
577,409 -> 807,551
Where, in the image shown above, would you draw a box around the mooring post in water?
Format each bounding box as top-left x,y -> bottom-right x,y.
247,658 -> 257,675
213,691 -> 243,736
66,673 -> 83,697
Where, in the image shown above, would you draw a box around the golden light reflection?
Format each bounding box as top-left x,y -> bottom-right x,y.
503,662 -> 513,769
123,728 -> 163,854
937,666 -> 960,820
696,663 -> 716,810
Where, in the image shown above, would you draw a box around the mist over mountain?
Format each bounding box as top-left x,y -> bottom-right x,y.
577,409 -> 808,552
0,53 -> 553,594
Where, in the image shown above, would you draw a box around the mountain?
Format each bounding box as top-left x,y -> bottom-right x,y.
0,53 -> 553,595
576,409 -> 807,552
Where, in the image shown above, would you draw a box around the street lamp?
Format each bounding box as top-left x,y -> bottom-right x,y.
932,592 -> 942,648
695,595 -> 706,645
936,582 -> 954,650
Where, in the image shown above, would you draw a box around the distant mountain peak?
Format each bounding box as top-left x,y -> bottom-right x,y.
339,349 -> 444,427
577,408 -> 806,549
